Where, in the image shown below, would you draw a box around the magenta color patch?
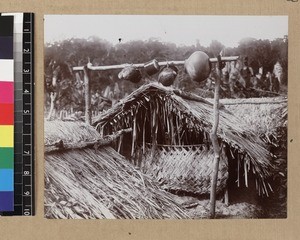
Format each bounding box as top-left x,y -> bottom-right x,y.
0,82 -> 14,103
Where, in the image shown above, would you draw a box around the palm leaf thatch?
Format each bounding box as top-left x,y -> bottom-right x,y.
220,97 -> 287,146
93,83 -> 274,196
45,121 -> 188,219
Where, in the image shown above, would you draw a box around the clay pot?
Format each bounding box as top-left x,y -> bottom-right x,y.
144,59 -> 160,76
118,66 -> 142,83
158,65 -> 178,86
184,51 -> 211,83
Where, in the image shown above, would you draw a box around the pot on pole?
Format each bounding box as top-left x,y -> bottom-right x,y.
144,59 -> 160,76
118,66 -> 142,83
158,64 -> 178,86
184,51 -> 211,83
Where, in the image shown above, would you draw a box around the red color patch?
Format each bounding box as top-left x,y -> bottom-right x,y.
0,103 -> 14,125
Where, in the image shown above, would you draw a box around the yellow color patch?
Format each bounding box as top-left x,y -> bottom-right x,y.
0,126 -> 14,147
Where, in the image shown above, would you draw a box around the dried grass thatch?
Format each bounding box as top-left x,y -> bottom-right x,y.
93,83 -> 274,196
45,120 -> 100,147
220,97 -> 287,145
45,121 -> 188,219
45,147 -> 188,219
44,120 -> 132,152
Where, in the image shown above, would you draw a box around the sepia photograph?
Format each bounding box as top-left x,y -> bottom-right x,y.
44,15 -> 288,219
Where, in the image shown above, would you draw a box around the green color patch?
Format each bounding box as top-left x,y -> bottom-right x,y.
0,147 -> 13,169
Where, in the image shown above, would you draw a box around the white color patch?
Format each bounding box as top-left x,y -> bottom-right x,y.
0,60 -> 14,81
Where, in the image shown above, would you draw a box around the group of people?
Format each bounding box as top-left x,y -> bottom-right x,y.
204,57 -> 284,98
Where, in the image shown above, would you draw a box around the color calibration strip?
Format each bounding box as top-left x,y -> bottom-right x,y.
0,16 -> 14,212
0,13 -> 34,216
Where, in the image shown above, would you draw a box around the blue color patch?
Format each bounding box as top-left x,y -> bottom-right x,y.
0,169 -> 13,191
0,191 -> 14,211
0,36 -> 13,59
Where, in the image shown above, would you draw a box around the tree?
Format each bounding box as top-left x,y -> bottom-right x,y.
208,40 -> 225,57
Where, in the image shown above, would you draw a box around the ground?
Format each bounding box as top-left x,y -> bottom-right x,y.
172,195 -> 264,219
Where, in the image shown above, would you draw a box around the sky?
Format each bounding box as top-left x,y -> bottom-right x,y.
44,15 -> 288,48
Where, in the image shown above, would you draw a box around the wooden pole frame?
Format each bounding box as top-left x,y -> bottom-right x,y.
72,54 -> 239,215
83,65 -> 91,125
209,55 -> 223,218
73,56 -> 239,71
72,56 -> 238,125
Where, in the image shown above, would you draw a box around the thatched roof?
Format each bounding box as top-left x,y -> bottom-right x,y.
44,120 -> 132,152
93,83 -> 274,195
45,121 -> 100,147
220,97 -> 287,145
44,121 -> 188,219
219,98 -> 287,216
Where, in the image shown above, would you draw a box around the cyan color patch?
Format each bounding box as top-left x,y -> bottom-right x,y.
0,169 -> 14,191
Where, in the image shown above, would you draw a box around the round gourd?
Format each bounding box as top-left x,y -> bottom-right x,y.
184,51 -> 211,83
158,66 -> 178,86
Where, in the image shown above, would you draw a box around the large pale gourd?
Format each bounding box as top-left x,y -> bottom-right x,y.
184,51 -> 211,83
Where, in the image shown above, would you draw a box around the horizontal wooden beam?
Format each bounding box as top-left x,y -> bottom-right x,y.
72,56 -> 239,71
209,56 -> 239,63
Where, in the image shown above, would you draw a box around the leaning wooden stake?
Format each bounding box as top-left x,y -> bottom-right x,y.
83,65 -> 92,125
45,128 -> 132,153
209,55 -> 222,219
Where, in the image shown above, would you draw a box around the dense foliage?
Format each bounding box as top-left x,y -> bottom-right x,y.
44,36 -> 288,113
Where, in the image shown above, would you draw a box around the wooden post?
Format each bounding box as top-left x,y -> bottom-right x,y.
209,54 -> 222,219
83,66 -> 91,125
47,92 -> 57,120
224,187 -> 229,206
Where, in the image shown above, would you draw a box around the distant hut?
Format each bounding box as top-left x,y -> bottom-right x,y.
44,121 -> 188,219
220,97 -> 287,217
93,83 -> 273,200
